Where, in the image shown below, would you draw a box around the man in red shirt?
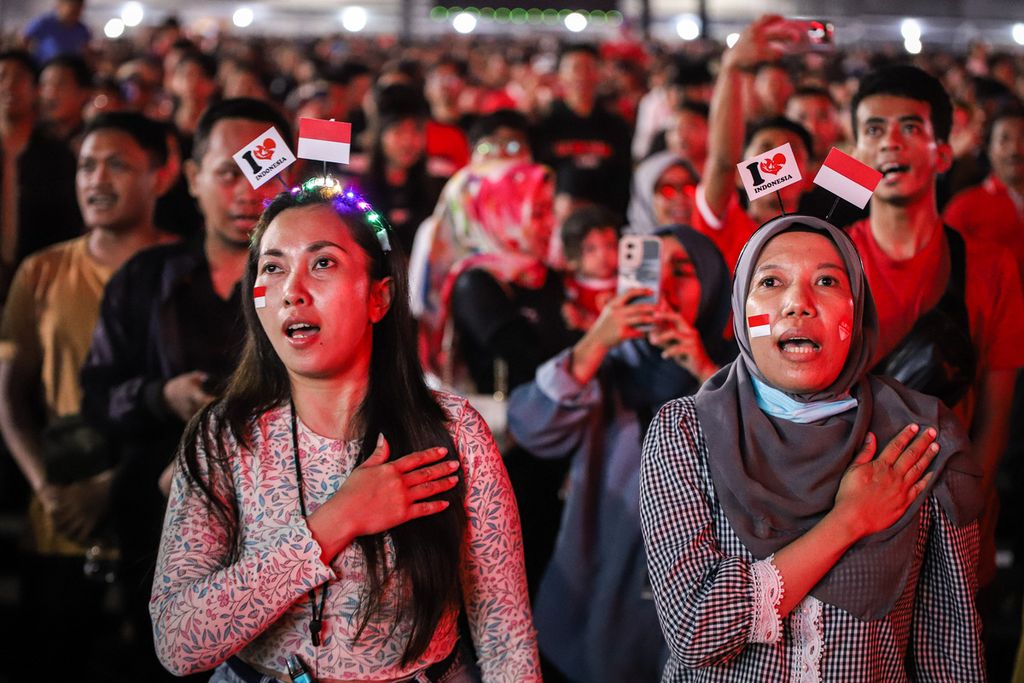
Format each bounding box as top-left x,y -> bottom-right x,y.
692,16 -> 815,270
944,100 -> 1024,283
849,65 -> 1024,590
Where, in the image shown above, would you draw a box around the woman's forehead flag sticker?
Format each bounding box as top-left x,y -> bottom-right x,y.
253,286 -> 267,309
748,313 -> 771,338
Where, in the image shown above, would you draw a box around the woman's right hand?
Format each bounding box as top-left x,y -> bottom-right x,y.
832,425 -> 939,540
570,289 -> 657,385
306,435 -> 460,561
723,15 -> 807,71
585,288 -> 657,350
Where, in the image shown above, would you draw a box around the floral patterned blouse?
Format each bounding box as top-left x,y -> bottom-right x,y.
150,392 -> 540,681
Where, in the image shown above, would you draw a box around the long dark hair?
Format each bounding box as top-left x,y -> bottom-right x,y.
177,180 -> 467,665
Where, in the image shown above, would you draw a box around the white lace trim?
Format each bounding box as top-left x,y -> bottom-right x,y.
791,597 -> 824,683
749,556 -> 784,644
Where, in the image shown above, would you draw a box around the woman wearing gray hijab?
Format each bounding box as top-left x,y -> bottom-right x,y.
626,151 -> 754,271
639,215 -> 985,682
626,152 -> 700,234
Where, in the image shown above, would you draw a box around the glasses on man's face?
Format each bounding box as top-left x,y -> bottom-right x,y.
475,137 -> 525,159
655,182 -> 695,200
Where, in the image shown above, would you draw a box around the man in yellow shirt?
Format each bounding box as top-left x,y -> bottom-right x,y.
0,111 -> 174,678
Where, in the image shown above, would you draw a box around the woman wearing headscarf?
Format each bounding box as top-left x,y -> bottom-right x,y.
627,151 -> 753,270
640,216 -> 985,681
508,225 -> 737,683
412,160 -> 579,597
407,119 -> 533,362
414,159 -> 575,393
627,152 -> 701,235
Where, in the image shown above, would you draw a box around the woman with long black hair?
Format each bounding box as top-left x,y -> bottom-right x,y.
150,178 -> 540,682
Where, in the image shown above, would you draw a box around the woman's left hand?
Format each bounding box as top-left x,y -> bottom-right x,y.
647,309 -> 717,382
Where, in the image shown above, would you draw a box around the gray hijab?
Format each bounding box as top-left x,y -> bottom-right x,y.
626,152 -> 699,234
695,215 -> 983,621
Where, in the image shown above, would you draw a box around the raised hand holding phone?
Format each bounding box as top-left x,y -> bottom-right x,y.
617,235 -> 662,326
570,287 -> 657,385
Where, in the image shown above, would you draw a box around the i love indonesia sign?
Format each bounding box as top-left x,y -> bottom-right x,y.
736,142 -> 803,203
232,126 -> 297,190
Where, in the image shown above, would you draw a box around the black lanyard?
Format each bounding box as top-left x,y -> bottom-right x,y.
290,401 -> 329,647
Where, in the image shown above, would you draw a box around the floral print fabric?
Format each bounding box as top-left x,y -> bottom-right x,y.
151,392 -> 540,681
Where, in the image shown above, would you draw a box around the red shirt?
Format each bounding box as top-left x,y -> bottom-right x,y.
564,275 -> 615,317
943,173 -> 1024,284
848,217 -> 1024,586
847,218 -> 1024,425
692,184 -> 759,273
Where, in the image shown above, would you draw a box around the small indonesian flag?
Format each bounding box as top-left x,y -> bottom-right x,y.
297,118 -> 352,164
232,126 -> 296,190
813,147 -> 883,209
253,286 -> 267,309
748,314 -> 771,338
737,142 -> 803,202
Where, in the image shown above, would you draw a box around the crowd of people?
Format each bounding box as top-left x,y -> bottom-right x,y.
2,1 -> 1024,681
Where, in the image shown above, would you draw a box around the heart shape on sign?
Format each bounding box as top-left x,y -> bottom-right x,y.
759,153 -> 786,176
253,138 -> 276,160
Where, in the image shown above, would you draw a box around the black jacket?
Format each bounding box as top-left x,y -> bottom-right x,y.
80,239 -> 244,437
533,100 -> 633,216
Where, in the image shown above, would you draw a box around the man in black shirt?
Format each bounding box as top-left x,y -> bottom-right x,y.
0,49 -> 82,300
80,98 -> 292,681
533,44 -> 633,217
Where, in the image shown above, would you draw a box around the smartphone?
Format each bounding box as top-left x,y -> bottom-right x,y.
799,19 -> 835,53
617,235 -> 662,314
774,19 -> 839,54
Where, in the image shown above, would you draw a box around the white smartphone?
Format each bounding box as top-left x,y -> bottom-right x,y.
617,235 -> 662,326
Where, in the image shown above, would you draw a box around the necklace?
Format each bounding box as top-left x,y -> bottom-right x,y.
290,401 -> 329,647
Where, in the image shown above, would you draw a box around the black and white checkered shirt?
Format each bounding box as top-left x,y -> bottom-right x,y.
639,397 -> 986,682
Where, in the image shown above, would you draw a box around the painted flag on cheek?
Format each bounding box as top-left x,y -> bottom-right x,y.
748,313 -> 771,338
813,147 -> 883,209
253,286 -> 267,309
297,118 -> 352,164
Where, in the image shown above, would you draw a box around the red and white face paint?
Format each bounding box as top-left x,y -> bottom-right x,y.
253,286 -> 267,309
748,313 -> 772,338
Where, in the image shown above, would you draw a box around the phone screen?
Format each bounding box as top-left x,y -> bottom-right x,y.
803,19 -> 835,52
